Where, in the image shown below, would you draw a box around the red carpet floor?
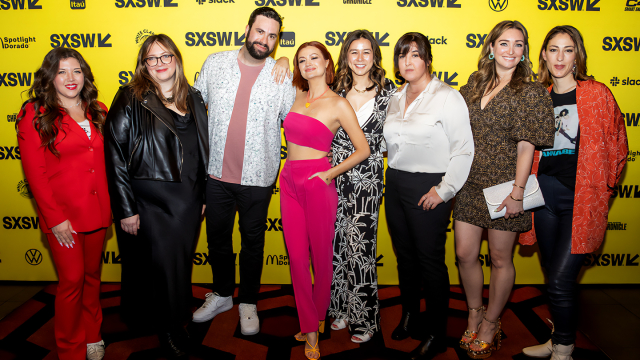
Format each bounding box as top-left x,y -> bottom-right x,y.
0,284 -> 607,360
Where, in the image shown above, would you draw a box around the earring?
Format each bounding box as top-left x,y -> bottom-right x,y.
489,52 -> 494,60
521,55 -> 525,62
572,64 -> 576,74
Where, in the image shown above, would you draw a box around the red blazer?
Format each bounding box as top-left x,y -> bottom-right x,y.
520,80 -> 628,254
17,102 -> 112,234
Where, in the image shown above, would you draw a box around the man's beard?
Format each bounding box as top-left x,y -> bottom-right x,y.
245,40 -> 273,60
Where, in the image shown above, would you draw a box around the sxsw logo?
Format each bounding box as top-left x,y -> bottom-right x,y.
537,0 -> 600,11
265,254 -> 288,265
397,0 -> 461,8
610,77 -> 640,87
602,37 -> 640,51
394,71 -> 458,86
611,184 -> 640,198
101,251 -> 121,264
193,252 -> 238,265
50,33 -> 112,48
185,31 -> 245,46
325,31 -> 389,47
627,113 -> 640,127
280,32 -> 295,47
0,0 -> 41,10
607,222 -> 628,231
254,0 -> 319,6
266,218 -> 283,231
466,33 -> 488,48
70,0 -> 85,9
1,146 -> 21,159
115,0 -> 178,7
0,73 -> 32,87
583,253 -> 639,267
627,0 -> 640,11
119,70 -> 134,85
3,216 -> 39,230
489,0 -> 507,12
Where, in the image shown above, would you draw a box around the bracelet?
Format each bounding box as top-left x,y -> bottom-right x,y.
512,183 -> 525,190
510,195 -> 523,201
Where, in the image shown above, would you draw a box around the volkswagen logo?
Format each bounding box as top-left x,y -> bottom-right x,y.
489,0 -> 508,12
25,249 -> 42,265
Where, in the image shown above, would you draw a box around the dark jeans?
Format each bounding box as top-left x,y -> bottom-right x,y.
205,178 -> 273,304
534,174 -> 586,345
384,168 -> 451,338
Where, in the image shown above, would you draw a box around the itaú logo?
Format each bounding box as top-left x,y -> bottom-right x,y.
25,249 -> 42,265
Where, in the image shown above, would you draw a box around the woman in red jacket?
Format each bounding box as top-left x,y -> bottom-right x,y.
520,26 -> 628,360
16,47 -> 111,360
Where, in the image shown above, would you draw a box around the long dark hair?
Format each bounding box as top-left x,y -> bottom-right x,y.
128,34 -> 190,113
468,20 -> 536,104
292,41 -> 335,92
538,25 -> 594,86
334,30 -> 386,96
16,47 -> 106,157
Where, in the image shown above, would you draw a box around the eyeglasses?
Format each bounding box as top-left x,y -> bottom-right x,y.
144,54 -> 174,67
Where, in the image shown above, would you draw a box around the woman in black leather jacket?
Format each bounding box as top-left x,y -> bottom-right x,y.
105,34 -> 208,359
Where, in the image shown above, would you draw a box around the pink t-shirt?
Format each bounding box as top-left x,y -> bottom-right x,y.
212,59 -> 264,184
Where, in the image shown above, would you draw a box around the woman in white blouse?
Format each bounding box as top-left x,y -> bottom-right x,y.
383,32 -> 474,360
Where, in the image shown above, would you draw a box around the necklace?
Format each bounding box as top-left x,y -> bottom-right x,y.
60,100 -> 81,108
305,86 -> 330,108
354,87 -> 367,94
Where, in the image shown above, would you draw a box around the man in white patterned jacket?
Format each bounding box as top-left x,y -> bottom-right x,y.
192,7 -> 295,336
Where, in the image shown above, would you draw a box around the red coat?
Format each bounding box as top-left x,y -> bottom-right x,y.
17,103 -> 112,234
519,80 -> 628,254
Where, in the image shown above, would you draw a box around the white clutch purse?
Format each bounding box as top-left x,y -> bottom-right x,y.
483,174 -> 545,220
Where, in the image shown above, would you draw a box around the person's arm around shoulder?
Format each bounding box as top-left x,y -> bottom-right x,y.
105,88 -> 139,235
317,97 -> 370,184
194,53 -> 218,103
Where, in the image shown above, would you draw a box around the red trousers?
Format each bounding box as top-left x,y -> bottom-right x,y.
46,229 -> 106,360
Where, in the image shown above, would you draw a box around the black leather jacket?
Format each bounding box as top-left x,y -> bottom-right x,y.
105,86 -> 209,220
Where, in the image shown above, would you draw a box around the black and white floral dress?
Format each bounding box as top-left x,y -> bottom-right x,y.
329,79 -> 396,334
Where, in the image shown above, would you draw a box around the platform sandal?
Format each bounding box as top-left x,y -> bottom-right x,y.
459,305 -> 486,350
467,316 -> 501,359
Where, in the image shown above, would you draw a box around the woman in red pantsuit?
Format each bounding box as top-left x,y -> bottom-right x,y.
16,47 -> 111,360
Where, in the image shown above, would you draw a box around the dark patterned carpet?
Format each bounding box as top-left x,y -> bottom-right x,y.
0,284 -> 607,360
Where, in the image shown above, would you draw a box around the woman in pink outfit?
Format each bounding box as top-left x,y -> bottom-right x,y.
280,41 -> 370,360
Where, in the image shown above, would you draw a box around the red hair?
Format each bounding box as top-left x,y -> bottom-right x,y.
292,41 -> 335,91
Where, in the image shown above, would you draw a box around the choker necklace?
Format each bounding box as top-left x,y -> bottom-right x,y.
164,96 -> 175,104
306,86 -> 330,108
353,83 -> 374,94
61,100 -> 81,108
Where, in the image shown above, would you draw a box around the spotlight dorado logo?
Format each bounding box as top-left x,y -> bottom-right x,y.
1,36 -> 35,49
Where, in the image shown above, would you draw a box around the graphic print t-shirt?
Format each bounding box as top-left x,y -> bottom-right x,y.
538,88 -> 579,191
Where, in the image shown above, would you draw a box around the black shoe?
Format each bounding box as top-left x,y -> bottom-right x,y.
392,311 -> 414,340
408,335 -> 446,360
158,331 -> 189,359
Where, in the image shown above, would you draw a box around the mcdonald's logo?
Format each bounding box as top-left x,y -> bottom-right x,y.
25,249 -> 42,265
489,0 -> 507,12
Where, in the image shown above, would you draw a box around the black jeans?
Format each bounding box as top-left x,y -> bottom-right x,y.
384,168 -> 451,339
205,178 -> 273,304
534,174 -> 586,345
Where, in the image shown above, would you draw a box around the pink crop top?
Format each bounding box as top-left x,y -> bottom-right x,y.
283,112 -> 335,152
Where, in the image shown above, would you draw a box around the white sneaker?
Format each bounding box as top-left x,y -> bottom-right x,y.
86,340 -> 105,360
239,303 -> 259,335
192,292 -> 233,323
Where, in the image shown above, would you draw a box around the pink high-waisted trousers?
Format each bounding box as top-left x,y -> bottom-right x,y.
280,157 -> 338,333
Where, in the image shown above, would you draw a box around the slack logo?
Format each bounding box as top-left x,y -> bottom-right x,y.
602,37 -> 640,51
50,33 -> 112,48
610,76 -> 640,87
280,32 -> 295,47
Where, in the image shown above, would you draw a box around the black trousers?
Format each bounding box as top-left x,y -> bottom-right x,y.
384,168 -> 451,338
205,178 -> 273,304
534,174 -> 586,345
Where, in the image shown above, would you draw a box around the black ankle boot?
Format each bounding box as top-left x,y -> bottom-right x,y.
158,331 -> 188,359
392,311 -> 414,340
408,335 -> 446,360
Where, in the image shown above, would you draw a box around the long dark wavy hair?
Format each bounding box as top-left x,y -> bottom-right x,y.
16,47 -> 106,157
538,25 -> 594,86
128,34 -> 190,113
468,20 -> 536,104
334,30 -> 386,96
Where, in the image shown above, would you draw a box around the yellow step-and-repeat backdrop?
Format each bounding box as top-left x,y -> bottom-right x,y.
1,0 -> 638,284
